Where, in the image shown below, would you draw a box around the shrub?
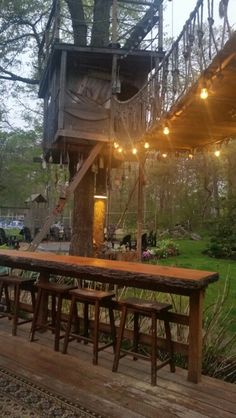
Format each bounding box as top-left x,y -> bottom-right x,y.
202,274 -> 236,382
152,239 -> 179,259
206,215 -> 236,259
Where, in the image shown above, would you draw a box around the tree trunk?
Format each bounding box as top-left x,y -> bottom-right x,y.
90,0 -> 112,47
69,155 -> 95,256
65,0 -> 87,46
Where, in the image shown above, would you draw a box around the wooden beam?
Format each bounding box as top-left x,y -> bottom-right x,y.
58,51 -> 67,130
55,129 -> 109,143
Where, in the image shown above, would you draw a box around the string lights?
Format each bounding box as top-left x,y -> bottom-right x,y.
163,125 -> 170,135
112,140 -> 226,160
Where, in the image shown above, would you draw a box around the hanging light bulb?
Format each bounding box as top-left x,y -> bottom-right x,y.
118,147 -> 123,153
214,150 -> 221,157
200,87 -> 208,100
163,125 -> 170,135
162,153 -> 167,158
132,147 -> 138,155
144,142 -> 150,149
114,142 -> 119,149
188,153 -> 193,159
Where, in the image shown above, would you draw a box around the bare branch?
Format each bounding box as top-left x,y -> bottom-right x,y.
0,66 -> 39,84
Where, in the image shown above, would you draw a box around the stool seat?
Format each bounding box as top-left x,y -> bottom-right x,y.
37,282 -> 76,293
63,288 -> 116,365
0,275 -> 36,336
112,297 -> 175,385
30,282 -> 77,351
119,297 -> 172,313
69,287 -> 115,301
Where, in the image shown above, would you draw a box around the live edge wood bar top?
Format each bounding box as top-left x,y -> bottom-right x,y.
0,249 -> 219,294
0,248 -> 219,383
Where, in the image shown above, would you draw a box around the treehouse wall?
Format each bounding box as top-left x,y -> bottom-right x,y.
64,66 -> 111,143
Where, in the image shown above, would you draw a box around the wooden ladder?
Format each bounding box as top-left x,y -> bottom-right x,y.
28,143 -> 103,252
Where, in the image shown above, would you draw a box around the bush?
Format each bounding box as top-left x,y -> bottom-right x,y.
202,275 -> 236,382
206,215 -> 236,259
152,239 -> 179,259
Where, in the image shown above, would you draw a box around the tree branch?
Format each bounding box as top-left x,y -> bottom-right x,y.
0,66 -> 39,85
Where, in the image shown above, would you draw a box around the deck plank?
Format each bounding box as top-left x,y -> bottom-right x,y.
0,322 -> 235,418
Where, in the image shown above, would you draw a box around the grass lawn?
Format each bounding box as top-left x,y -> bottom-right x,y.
155,239 -> 236,334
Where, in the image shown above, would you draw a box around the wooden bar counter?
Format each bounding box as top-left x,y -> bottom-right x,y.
0,249 -> 219,383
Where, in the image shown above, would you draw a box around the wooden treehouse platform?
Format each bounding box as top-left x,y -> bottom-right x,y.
0,320 -> 235,418
148,32 -> 236,151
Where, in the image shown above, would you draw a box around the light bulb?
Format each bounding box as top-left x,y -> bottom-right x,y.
114,142 -> 119,149
163,126 -> 170,135
144,142 -> 150,149
162,153 -> 167,158
214,150 -> 221,157
200,87 -> 208,100
188,153 -> 193,159
118,147 -> 123,153
132,147 -> 138,155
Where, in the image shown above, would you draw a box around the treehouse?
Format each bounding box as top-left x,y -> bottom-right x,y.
39,43 -> 164,163
32,0 -> 165,256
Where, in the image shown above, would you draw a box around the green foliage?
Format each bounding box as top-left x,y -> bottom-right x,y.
0,129 -> 48,206
152,239 -> 179,259
206,214 -> 236,259
202,276 -> 236,382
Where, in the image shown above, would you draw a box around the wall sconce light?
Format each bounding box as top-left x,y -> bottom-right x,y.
94,194 -> 108,199
200,87 -> 208,100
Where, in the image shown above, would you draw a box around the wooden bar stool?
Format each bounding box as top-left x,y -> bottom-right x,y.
112,297 -> 175,385
0,275 -> 36,336
62,288 -> 116,365
30,282 -> 77,351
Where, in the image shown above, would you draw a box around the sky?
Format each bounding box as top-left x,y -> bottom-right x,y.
164,0 -> 236,39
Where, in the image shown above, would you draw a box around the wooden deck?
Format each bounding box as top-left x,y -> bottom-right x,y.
0,319 -> 235,418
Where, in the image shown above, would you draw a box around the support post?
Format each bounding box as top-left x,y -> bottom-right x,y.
188,289 -> 205,383
137,158 -> 145,262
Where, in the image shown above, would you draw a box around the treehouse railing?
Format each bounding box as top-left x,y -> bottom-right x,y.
38,0 -> 164,70
113,0 -> 232,146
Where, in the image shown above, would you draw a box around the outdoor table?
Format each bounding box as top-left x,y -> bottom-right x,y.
0,249 -> 219,383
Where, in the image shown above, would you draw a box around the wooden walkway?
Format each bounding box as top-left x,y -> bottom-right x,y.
0,319 -> 235,418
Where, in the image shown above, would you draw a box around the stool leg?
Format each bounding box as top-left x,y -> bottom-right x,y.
54,294 -> 62,351
83,302 -> 89,343
12,283 -> 20,336
112,305 -> 127,372
164,319 -> 175,373
0,282 -> 3,303
151,312 -> 157,386
133,312 -> 139,360
5,285 -> 11,314
51,294 -> 56,332
62,297 -> 76,354
108,306 -> 116,352
93,300 -> 100,365
30,288 -> 36,313
30,288 -> 43,342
